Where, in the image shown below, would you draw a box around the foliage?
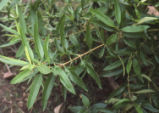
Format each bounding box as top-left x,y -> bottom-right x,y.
0,0 -> 159,112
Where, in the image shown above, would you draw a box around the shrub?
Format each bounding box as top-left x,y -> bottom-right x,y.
0,0 -> 159,112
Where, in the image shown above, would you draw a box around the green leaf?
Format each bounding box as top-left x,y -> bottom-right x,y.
42,74 -> 55,111
44,35 -> 50,63
98,47 -> 105,58
141,74 -> 152,82
135,104 -> 143,113
113,98 -> 130,108
16,44 -> 24,58
91,9 -> 115,28
126,59 -> 132,75
52,66 -> 75,94
27,74 -> 43,109
69,70 -> 88,92
11,69 -> 31,84
104,60 -> 122,71
0,55 -> 28,66
81,94 -> 90,107
143,103 -> 159,113
70,35 -> 79,47
137,17 -> 158,24
121,25 -> 149,33
123,39 -> 136,49
0,38 -> 20,48
108,85 -> 126,98
102,69 -> 123,77
133,58 -> 141,75
33,12 -> 44,59
86,63 -> 102,89
106,34 -> 118,46
0,23 -> 18,35
57,15 -> 66,49
0,0 -> 10,11
85,23 -> 93,48
17,6 -> 34,61
134,89 -> 155,94
114,0 -> 121,24
37,64 -> 51,75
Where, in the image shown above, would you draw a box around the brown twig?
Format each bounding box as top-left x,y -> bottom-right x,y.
58,44 -> 104,67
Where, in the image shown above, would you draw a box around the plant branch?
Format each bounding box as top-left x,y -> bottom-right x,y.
58,44 -> 104,67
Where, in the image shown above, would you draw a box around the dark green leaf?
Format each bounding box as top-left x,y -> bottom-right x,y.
85,23 -> 93,48
102,69 -> 123,77
143,103 -> 159,113
27,74 -> 43,109
104,60 -> 122,71
114,0 -> 121,24
91,9 -> 115,28
126,59 -> 132,75
42,74 -> 55,111
121,25 -> 149,33
86,63 -> 102,89
69,70 -> 88,92
106,34 -> 118,46
123,39 -> 136,49
11,69 -> 31,84
44,35 -> 50,63
52,66 -> 75,94
133,58 -> 141,75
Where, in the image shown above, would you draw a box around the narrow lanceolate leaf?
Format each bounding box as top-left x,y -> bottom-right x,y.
44,35 -> 50,63
42,75 -> 55,111
33,12 -> 44,59
91,9 -> 115,28
143,103 -> 159,113
133,58 -> 141,75
104,60 -> 122,71
11,69 -> 31,84
0,38 -> 20,48
126,59 -> 132,75
86,63 -> 102,89
137,17 -> 158,24
134,89 -> 155,94
102,69 -> 123,77
106,33 -> 118,46
85,23 -> 93,48
69,70 -> 88,92
121,25 -> 150,33
0,0 -> 10,11
58,15 -> 65,49
27,74 -> 43,109
17,6 -> 34,61
0,24 -> 18,35
0,55 -> 28,66
52,66 -> 75,94
114,0 -> 121,24
123,39 -> 136,49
